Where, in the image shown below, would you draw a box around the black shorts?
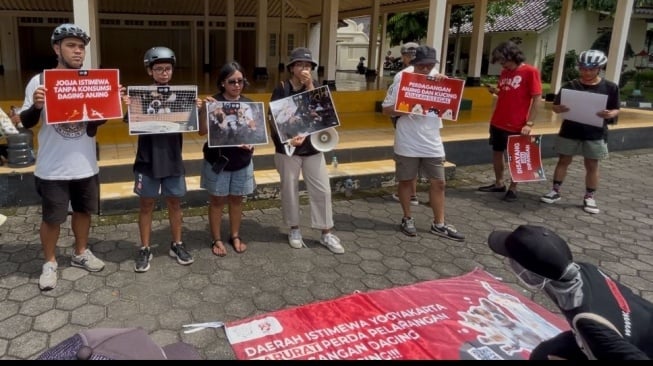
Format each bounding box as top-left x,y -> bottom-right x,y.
35,174 -> 99,224
488,125 -> 519,152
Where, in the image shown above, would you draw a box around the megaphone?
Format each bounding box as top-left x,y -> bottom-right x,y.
310,128 -> 339,152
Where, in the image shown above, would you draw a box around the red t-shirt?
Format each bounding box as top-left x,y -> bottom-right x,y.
491,63 -> 542,133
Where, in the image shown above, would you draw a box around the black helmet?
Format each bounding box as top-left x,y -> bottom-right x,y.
50,23 -> 90,46
578,50 -> 608,68
143,47 -> 176,68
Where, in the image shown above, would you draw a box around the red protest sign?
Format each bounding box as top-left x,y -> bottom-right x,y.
507,135 -> 546,183
394,73 -> 465,121
43,69 -> 122,124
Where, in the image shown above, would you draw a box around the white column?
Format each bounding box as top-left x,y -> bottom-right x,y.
377,13 -> 389,77
256,0 -> 268,69
440,3 -> 452,74
367,0 -> 381,76
426,0 -> 447,71
72,0 -> 99,68
550,0 -> 572,99
226,0 -> 235,63
466,0 -> 487,85
320,0 -> 339,88
279,0 -> 286,68
606,0 -> 634,85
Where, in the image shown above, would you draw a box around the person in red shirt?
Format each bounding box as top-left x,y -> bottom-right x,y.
478,41 -> 542,202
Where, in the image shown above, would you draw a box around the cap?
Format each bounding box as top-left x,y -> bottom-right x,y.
400,42 -> 420,56
37,328 -> 202,360
287,47 -> 318,70
410,46 -> 439,66
487,225 -> 573,281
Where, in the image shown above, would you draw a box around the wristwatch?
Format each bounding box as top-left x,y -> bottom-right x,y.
525,121 -> 534,127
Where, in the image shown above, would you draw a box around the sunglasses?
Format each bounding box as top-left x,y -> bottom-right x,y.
227,79 -> 245,85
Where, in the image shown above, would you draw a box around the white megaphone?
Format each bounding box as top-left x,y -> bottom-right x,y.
310,128 -> 339,152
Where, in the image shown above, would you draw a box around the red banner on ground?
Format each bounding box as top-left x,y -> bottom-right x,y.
507,135 -> 546,183
394,73 -> 465,121
225,269 -> 568,360
43,69 -> 122,124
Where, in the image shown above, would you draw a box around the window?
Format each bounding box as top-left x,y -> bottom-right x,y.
269,34 -> 277,57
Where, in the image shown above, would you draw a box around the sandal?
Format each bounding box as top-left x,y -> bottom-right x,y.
211,239 -> 227,257
229,236 -> 247,254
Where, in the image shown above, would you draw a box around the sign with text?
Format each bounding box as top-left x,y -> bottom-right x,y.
225,269 -> 568,360
127,85 -> 198,135
394,73 -> 465,121
507,135 -> 546,183
269,85 -> 340,143
43,69 -> 122,124
206,100 -> 269,147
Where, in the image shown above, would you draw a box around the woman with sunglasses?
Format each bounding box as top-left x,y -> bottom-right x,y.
199,61 -> 254,256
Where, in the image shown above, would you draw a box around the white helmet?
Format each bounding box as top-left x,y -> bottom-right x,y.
578,50 -> 608,68
143,47 -> 176,68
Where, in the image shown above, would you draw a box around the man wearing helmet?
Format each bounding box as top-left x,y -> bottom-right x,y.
540,50 -> 620,214
123,46 -> 201,273
16,23 -> 109,290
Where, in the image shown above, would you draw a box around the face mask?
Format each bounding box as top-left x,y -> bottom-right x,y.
544,263 -> 584,310
507,258 -> 549,290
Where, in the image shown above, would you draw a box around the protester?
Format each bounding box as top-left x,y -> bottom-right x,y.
478,41 -> 542,202
391,42 -> 420,206
199,61 -> 254,256
382,45 -> 465,241
18,23 -> 108,290
269,47 -> 344,254
540,50 -> 620,214
124,46 -> 201,272
488,225 -> 652,360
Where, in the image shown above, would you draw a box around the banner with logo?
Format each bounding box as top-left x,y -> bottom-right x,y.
43,69 -> 122,124
394,73 -> 465,121
127,85 -> 199,135
225,269 -> 568,360
507,135 -> 546,183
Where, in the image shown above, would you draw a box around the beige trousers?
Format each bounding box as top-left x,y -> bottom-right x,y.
273,152 -> 334,230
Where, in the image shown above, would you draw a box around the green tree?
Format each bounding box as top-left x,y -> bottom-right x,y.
543,0 -> 617,23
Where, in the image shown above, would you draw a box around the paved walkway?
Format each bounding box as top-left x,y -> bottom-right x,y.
1,149 -> 653,360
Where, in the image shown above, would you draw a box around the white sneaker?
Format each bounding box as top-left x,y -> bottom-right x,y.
0,214 -> 6,226
71,249 -> 105,272
288,228 -> 305,249
583,197 -> 600,214
39,261 -> 58,291
320,233 -> 345,254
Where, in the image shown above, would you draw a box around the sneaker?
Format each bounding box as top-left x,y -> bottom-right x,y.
288,228 -> 305,249
320,233 -> 345,254
400,217 -> 417,236
583,197 -> 600,214
0,213 -> 6,226
134,246 -> 153,273
430,223 -> 466,241
71,249 -> 105,272
392,193 -> 419,206
39,261 -> 58,291
541,190 -> 561,204
169,242 -> 194,265
478,183 -> 507,192
503,190 -> 518,202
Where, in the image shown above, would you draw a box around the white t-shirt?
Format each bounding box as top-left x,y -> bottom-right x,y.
22,73 -> 99,180
382,68 -> 445,158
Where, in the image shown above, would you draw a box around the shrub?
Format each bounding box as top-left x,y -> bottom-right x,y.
540,50 -> 579,83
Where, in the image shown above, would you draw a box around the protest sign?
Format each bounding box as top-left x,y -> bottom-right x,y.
127,85 -> 198,135
206,100 -> 268,147
394,73 -> 465,121
43,69 -> 122,124
269,85 -> 340,143
507,135 -> 546,183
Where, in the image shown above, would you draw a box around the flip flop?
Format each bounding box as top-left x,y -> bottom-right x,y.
211,239 -> 227,257
229,236 -> 247,254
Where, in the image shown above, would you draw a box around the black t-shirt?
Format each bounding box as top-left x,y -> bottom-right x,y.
202,93 -> 254,171
553,78 -> 620,141
134,133 -> 184,179
269,80 -> 319,157
557,262 -> 653,358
